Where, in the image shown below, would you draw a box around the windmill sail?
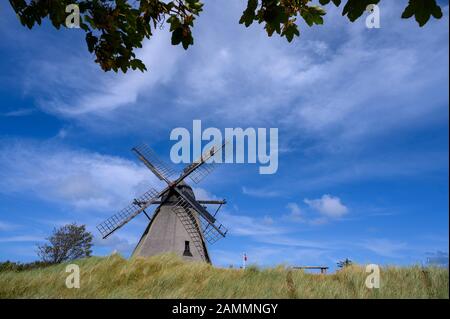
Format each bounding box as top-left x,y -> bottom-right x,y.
132,144 -> 177,183
96,187 -> 160,239
171,192 -> 227,244
188,161 -> 217,184
173,186 -> 216,224
171,198 -> 208,261
178,140 -> 228,184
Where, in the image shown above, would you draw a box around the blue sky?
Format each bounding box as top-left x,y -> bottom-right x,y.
0,1 -> 448,270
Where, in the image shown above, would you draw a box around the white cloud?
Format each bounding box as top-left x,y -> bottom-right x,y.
220,211 -> 286,237
0,221 -> 19,231
15,1 -> 448,149
0,140 -> 162,212
55,128 -> 69,139
26,30 -> 182,118
359,238 -> 407,258
284,202 -> 303,222
289,151 -> 448,191
256,236 -> 329,250
262,216 -> 274,225
0,235 -> 44,243
242,186 -> 282,198
93,234 -> 136,256
192,187 -> 217,200
304,194 -> 348,218
1,108 -> 34,117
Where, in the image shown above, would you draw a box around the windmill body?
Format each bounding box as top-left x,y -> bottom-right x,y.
132,184 -> 210,262
96,143 -> 228,264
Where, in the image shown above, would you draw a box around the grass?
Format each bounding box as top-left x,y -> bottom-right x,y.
0,253 -> 448,298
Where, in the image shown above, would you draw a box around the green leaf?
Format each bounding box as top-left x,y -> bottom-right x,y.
171,28 -> 183,46
301,6 -> 326,27
319,0 -> 340,6
401,4 -> 415,19
130,59 -> 147,72
86,32 -> 97,53
431,5 -> 443,19
282,23 -> 299,42
401,0 -> 443,27
181,35 -> 193,49
239,0 -> 258,27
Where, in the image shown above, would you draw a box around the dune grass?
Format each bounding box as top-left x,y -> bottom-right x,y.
0,254 -> 448,298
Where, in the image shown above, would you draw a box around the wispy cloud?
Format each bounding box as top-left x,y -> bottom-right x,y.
0,140 -> 163,212
283,202 -> 304,222
1,108 -> 34,117
0,235 -> 44,243
192,187 -> 218,200
24,29 -> 182,118
281,195 -> 348,225
93,234 -> 136,256
291,151 -> 448,191
0,220 -> 20,231
359,238 -> 407,258
220,211 -> 286,237
304,194 -> 348,218
256,236 -> 330,250
426,251 -> 449,266
15,2 -> 448,146
242,186 -> 282,198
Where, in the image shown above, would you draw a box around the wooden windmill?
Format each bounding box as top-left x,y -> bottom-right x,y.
96,142 -> 228,263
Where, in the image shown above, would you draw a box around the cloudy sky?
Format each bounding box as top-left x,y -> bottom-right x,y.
0,1 -> 448,269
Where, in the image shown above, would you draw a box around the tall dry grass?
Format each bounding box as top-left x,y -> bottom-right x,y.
0,254 -> 448,298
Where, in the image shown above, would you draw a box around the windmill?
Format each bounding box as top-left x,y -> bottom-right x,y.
96,141 -> 228,263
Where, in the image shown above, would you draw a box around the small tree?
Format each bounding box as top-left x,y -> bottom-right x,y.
337,258 -> 353,269
37,223 -> 93,264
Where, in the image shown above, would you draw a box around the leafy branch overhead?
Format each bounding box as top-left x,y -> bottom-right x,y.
8,0 -> 444,73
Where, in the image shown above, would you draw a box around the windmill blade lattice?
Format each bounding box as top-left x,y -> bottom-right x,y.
171,198 -> 207,261
172,196 -> 227,244
179,140 -> 228,184
188,162 -> 217,184
200,216 -> 228,244
132,143 -> 177,182
96,187 -> 159,238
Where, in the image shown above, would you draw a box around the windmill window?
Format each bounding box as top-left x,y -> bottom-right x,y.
183,241 -> 193,256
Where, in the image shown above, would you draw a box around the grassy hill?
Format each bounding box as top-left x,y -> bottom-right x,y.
0,254 -> 448,298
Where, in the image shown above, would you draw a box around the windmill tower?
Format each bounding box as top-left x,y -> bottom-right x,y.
96,142 -> 228,263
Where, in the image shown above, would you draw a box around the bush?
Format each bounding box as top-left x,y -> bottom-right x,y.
0,260 -> 52,272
